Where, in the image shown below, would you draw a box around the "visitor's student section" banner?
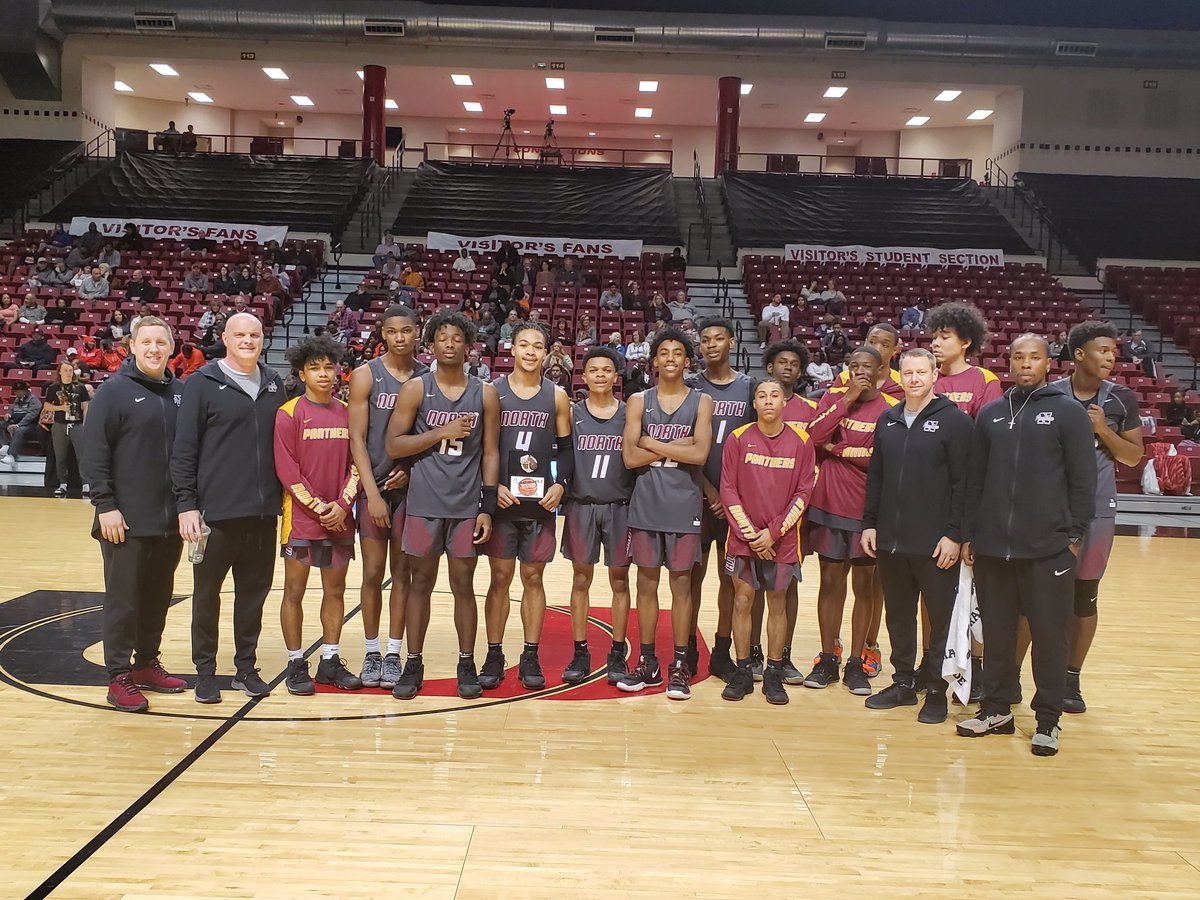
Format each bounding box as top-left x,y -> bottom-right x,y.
785,244 -> 1005,267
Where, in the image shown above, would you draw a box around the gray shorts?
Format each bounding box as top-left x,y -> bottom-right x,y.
561,501 -> 631,567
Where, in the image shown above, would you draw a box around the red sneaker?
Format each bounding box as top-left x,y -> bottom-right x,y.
107,673 -> 149,713
131,659 -> 187,693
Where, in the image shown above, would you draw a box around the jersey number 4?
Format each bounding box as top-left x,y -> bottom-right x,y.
514,430 -> 533,451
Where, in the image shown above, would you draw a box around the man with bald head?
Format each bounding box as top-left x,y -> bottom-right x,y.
959,333 -> 1096,757
172,312 -> 288,704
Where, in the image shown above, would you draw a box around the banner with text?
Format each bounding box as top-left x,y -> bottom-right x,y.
69,217 -> 289,244
784,244 -> 1005,268
427,231 -> 643,259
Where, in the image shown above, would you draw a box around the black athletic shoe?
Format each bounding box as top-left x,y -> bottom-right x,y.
285,659 -> 315,696
865,682 -> 918,709
968,656 -> 983,704
780,647 -> 805,685
391,657 -> 424,700
708,642 -> 736,682
913,651 -> 930,693
749,644 -> 765,682
763,668 -> 789,705
665,660 -> 692,700
721,666 -> 754,701
1062,671 -> 1087,714
803,652 -> 840,689
316,655 -> 363,691
562,648 -> 592,685
605,646 -> 628,685
919,690 -> 949,724
617,656 -> 662,693
518,649 -> 546,690
194,674 -> 221,704
231,669 -> 271,698
479,646 -> 506,690
842,656 -> 872,696
685,642 -> 700,678
457,658 -> 483,700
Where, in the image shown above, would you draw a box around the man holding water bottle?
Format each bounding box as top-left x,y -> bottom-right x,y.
172,312 -> 287,704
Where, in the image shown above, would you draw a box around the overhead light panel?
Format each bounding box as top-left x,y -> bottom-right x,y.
262,67 -> 288,80
276,120 -> 285,126
654,133 -> 662,138
458,127 -> 466,132
639,80 -> 659,92
804,112 -> 826,123
934,90 -> 962,102
451,73 -> 473,86
114,81 -> 134,92
356,70 -> 365,80
463,101 -> 483,112
967,108 -> 994,120
549,104 -> 567,116
384,99 -> 398,109
906,115 -> 930,126
149,63 -> 178,76
634,107 -> 653,118
824,86 -> 848,98
740,83 -> 753,95
545,77 -> 565,90
188,92 -> 213,103
588,131 -> 597,136
291,95 -> 315,107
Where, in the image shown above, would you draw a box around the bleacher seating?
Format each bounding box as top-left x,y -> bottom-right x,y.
0,138 -> 83,217
724,174 -> 1031,253
48,152 -> 374,233
1015,173 -> 1200,264
391,161 -> 680,244
1105,265 -> 1200,362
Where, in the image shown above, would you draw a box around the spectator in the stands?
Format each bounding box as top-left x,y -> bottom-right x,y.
494,260 -> 520,291
575,313 -> 598,348
1048,330 -> 1068,361
197,298 -> 228,338
822,278 -> 847,316
1163,390 -> 1199,441
256,263 -> 287,315
170,341 -> 206,379
100,337 -> 129,372
545,340 -> 574,374
664,247 -> 687,272
451,248 -> 477,274
180,124 -> 198,152
758,292 -> 789,349
43,260 -> 74,287
477,308 -> 500,356
18,293 -> 46,325
555,257 -> 580,290
106,310 -> 129,341
551,318 -> 573,347
378,254 -> 402,280
807,348 -> 835,388
130,301 -> 154,334
466,348 -> 492,382
182,263 -> 209,294
123,270 -> 158,304
44,296 -> 74,326
346,281 -> 373,313
28,257 -> 53,285
212,265 -> 237,295
604,332 -> 627,372
233,264 -> 256,294
600,282 -> 623,310
230,295 -> 251,318
483,277 -> 509,311
624,328 -> 650,366
499,309 -> 520,347
508,286 -> 530,318
40,223 -> 73,254
495,240 -> 521,272
814,313 -> 834,340
1127,329 -> 1156,378
0,293 -> 17,326
856,310 -> 879,340
624,361 -> 652,395
679,319 -> 702,358
648,291 -> 671,325
76,334 -> 103,370
383,280 -> 405,305
535,260 -> 556,291
327,300 -> 361,342
16,328 -> 56,372
0,381 -> 43,466
900,299 -> 926,330
542,363 -> 569,392
154,120 -> 181,151
65,243 -> 92,271
116,223 -> 143,252
372,232 -> 402,269
667,289 -> 698,323
822,321 -> 850,368
77,222 -> 103,256
528,308 -> 544,326
799,278 -> 821,303
460,293 -> 482,321
399,263 -> 425,303
96,244 -> 121,270
520,256 -> 538,292
623,279 -> 646,313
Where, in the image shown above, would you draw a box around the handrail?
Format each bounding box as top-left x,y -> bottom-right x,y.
357,143 -> 403,251
688,149 -> 714,264
423,141 -> 672,170
984,158 -> 1080,273
2,129 -> 117,236
132,130 -> 383,160
734,152 -> 972,179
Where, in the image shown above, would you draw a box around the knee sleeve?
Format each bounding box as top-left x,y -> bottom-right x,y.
1073,579 -> 1099,618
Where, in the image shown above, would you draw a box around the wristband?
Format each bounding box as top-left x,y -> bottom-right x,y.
480,485 -> 498,516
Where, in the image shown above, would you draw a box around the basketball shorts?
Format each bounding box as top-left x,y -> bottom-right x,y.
802,509 -> 874,567
357,489 -> 406,546
482,517 -> 557,564
561,501 -> 631,567
725,555 -> 803,592
628,528 -> 701,572
1075,516 -> 1116,581
699,503 -> 729,551
402,515 -> 479,559
281,538 -> 355,570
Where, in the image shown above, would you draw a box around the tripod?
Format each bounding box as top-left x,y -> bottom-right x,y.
539,119 -> 562,166
491,112 -> 519,163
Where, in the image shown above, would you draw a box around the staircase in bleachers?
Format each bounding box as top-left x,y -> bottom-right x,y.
48,152 -> 376,233
390,161 -> 680,244
0,139 -> 83,216
1104,266 -> 1200,372
724,173 -> 1032,254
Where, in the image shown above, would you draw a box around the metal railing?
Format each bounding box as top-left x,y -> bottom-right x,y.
2,129 -> 117,236
686,150 -> 714,265
423,141 -> 672,169
356,140 -> 405,250
133,132 -> 383,160
735,152 -> 973,179
984,158 -> 1077,273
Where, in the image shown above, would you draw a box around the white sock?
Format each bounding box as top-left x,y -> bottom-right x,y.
364,636 -> 381,654
321,643 -> 338,660
386,637 -> 403,656
287,647 -> 303,661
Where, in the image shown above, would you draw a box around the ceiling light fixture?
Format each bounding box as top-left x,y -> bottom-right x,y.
187,91 -> 213,103
276,120 -> 285,126
824,86 -> 848,98
549,104 -> 567,116
523,130 -> 530,134
906,115 -> 930,126
545,77 -> 565,90
384,99 -> 398,109
654,133 -> 662,138
740,83 -> 753,95
967,108 -> 994,120
463,101 -> 483,112
356,70 -> 364,80
114,81 -> 133,92
639,80 -> 659,92
451,73 -> 473,86
934,90 -> 962,102
458,127 -> 466,132
261,67 -> 288,80
634,107 -> 653,118
804,112 -> 826,123
588,131 -> 597,136
291,95 -> 315,107
149,63 -> 178,77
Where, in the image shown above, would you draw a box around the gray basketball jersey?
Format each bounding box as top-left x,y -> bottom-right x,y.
365,356 -> 428,482
690,371 -> 755,486
1048,377 -> 1140,520
627,386 -> 704,534
494,375 -> 558,521
405,372 -> 485,519
569,400 -> 634,505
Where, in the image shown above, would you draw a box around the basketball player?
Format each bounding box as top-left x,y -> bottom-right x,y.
617,326 -> 714,700
275,336 -> 363,695
1042,320 -> 1142,713
687,318 -> 755,682
959,334 -> 1096,757
348,305 -> 427,690
481,321 -> 572,691
385,312 -> 500,701
560,347 -> 635,685
719,379 -> 816,705
801,346 -> 900,696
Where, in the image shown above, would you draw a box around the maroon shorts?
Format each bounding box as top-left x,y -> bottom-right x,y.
802,519 -> 874,567
561,501 -> 631,567
281,538 -> 355,570
357,489 -> 406,545
628,528 -> 701,572
402,515 -> 478,559
725,555 -> 803,592
1075,516 -> 1115,581
482,517 -> 557,564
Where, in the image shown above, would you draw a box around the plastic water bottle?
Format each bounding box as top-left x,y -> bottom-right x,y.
188,521 -> 211,564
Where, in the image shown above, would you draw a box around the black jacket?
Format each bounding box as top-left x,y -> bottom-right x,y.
81,359 -> 184,538
863,395 -> 974,556
964,385 -> 1097,560
170,360 -> 287,523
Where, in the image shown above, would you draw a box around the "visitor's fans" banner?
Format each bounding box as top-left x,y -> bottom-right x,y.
68,217 -> 289,244
785,244 -> 1005,267
427,231 -> 643,259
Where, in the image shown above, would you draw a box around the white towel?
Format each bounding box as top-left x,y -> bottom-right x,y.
942,562 -> 982,705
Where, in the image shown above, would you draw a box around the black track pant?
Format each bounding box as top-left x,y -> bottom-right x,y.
877,551 -> 958,691
190,517 -> 277,677
974,550 -> 1074,728
101,535 -> 183,679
